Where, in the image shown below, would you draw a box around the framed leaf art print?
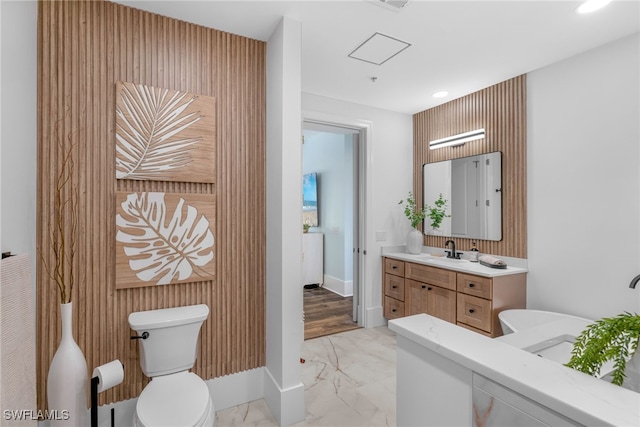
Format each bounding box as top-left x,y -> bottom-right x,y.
114,81 -> 215,183
115,191 -> 215,289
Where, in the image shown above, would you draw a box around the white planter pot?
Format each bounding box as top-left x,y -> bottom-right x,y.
47,302 -> 88,426
406,228 -> 423,254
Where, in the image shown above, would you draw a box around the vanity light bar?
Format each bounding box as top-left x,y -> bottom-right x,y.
429,128 -> 485,150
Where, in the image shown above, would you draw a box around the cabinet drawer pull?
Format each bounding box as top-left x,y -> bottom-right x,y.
392,308 -> 397,313
468,309 -> 475,314
392,285 -> 397,289
421,285 -> 426,289
468,283 -> 475,288
427,287 -> 432,291
392,265 -> 398,269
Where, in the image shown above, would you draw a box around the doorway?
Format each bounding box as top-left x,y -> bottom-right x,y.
302,120 -> 363,339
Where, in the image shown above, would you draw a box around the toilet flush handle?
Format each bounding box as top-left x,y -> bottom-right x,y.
130,331 -> 150,340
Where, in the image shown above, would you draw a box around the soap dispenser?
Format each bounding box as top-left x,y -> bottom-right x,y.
470,242 -> 479,262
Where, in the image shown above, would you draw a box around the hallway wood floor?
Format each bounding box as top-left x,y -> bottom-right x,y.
303,286 -> 361,340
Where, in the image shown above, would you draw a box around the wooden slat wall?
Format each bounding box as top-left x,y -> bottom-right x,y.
413,76 -> 527,258
36,0 -> 266,408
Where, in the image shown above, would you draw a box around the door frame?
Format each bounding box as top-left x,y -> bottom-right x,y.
301,110 -> 373,327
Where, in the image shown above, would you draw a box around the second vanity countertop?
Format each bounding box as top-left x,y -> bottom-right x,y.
389,314 -> 640,427
382,251 -> 528,278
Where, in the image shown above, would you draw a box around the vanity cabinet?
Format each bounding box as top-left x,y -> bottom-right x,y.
383,258 -> 457,324
405,279 -> 456,323
383,258 -> 405,319
382,256 -> 526,337
456,272 -> 526,337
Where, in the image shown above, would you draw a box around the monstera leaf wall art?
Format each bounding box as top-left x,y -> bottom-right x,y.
115,81 -> 215,183
115,192 -> 216,288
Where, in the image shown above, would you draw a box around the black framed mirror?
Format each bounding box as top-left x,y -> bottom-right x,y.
423,151 -> 502,241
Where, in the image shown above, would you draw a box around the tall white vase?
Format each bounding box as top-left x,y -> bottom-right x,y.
406,228 -> 423,254
47,302 -> 88,427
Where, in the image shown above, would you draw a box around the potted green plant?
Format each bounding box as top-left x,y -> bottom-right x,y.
425,193 -> 451,232
398,192 -> 426,254
399,191 -> 426,229
566,312 -> 640,388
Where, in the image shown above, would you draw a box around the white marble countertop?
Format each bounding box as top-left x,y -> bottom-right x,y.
382,251 -> 528,278
389,314 -> 640,427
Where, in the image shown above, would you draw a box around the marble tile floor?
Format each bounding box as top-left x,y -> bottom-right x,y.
215,326 -> 397,427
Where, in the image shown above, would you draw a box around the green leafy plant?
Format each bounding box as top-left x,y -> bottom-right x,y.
398,192 -> 426,230
425,193 -> 451,230
566,312 -> 640,386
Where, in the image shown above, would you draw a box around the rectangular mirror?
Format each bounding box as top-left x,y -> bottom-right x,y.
423,151 -> 502,241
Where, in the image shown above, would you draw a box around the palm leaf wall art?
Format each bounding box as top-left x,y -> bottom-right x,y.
115,191 -> 215,288
115,81 -> 215,183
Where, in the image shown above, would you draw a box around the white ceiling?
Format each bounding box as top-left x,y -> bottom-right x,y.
113,0 -> 640,115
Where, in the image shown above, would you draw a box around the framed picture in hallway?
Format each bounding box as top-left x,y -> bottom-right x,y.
303,172 -> 319,227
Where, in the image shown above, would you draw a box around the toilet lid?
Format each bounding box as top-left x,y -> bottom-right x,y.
137,372 -> 211,427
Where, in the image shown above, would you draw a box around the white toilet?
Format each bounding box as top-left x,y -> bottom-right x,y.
128,304 -> 215,427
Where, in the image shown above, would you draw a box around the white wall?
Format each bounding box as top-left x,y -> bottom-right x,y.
302,93 -> 414,327
264,16 -> 305,426
0,0 -> 37,268
527,33 -> 640,319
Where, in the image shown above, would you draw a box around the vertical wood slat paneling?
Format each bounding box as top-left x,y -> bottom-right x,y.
413,76 -> 527,259
37,0 -> 266,409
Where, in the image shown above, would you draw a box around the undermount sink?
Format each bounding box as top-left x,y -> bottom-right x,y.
405,254 -> 467,265
523,334 -> 576,364
429,256 -> 465,263
523,333 -> 620,380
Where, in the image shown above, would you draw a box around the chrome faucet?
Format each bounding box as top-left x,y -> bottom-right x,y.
445,240 -> 459,259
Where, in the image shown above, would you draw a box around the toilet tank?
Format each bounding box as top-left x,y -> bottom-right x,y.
128,304 -> 209,377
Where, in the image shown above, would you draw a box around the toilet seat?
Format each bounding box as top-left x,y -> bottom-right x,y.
135,372 -> 213,427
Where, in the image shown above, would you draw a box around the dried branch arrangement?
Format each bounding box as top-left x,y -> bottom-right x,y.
41,140 -> 78,304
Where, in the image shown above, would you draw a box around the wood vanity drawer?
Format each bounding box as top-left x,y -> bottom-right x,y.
384,273 -> 405,301
457,294 -> 492,332
457,273 -> 492,299
385,258 -> 405,277
384,296 -> 405,320
405,263 -> 456,291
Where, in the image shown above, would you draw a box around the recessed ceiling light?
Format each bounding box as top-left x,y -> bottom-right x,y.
576,0 -> 612,14
432,91 -> 448,98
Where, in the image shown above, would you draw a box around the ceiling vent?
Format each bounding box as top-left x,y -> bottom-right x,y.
371,0 -> 410,12
348,33 -> 411,65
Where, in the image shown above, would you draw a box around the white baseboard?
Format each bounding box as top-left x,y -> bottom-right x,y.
323,274 -> 353,297
365,305 -> 385,329
263,367 -> 305,426
207,367 -> 265,411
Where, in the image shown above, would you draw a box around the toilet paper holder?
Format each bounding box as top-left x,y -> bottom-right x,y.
91,360 -> 124,427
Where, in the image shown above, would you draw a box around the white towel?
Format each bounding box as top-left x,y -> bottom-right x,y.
1,254 -> 37,426
478,254 -> 506,266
